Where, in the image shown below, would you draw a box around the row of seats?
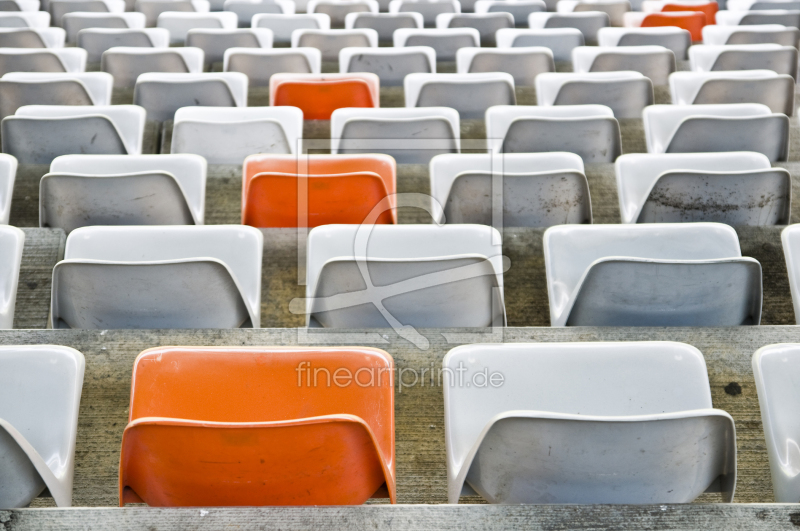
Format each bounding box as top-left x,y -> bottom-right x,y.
6,341 -> 800,507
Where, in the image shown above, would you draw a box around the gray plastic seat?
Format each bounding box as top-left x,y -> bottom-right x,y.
0,345 -> 85,508
716,9 -> 800,27
495,28 -> 584,62
405,72 -> 515,119
536,71 -> 653,119
394,27 -> 479,60
670,70 -> 795,116
51,225 -> 263,329
345,11 -> 423,42
251,13 -> 330,44
133,72 -> 247,122
0,12 -> 50,29
223,0 -> 294,28
572,45 -> 675,85
340,46 -> 435,85
77,28 -> 168,63
308,0 -> 378,27
689,43 -> 798,79
456,47 -> 553,86
156,11 -> 237,45
0,27 -> 65,47
389,0 -> 460,26
528,11 -> 609,45
474,0 -> 546,27
292,28 -> 377,61
430,152 -> 591,227
0,72 -> 112,120
62,12 -> 145,44
102,47 -> 203,88
185,28 -> 271,65
49,0 -> 124,28
702,23 -> 799,47
224,47 -> 320,86
544,223 -> 763,326
0,48 -> 86,76
557,0 -> 630,26
485,104 -> 622,162
134,0 -> 210,27
435,12 -> 514,45
597,26 -> 690,60
42,153 -> 207,233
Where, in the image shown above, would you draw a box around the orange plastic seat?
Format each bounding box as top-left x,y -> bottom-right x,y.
661,2 -> 716,24
242,153 -> 397,227
119,346 -> 395,507
270,73 -> 380,120
641,11 -> 706,41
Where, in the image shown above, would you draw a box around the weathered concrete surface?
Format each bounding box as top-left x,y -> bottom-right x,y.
13,228 -> 65,329
4,325 -> 800,507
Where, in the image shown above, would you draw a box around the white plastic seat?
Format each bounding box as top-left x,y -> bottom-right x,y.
185,28 -> 271,65
670,70 -> 794,115
689,43 -> 797,78
340,46 -> 435,86
728,0 -> 800,9
0,226 -> 21,327
702,23 -> 799,46
597,26 -> 690,60
133,72 -> 247,122
51,225 -> 263,329
331,107 -> 458,163
572,45 -> 674,85
157,11 -> 237,44
0,72 -> 112,120
474,0 -> 546,27
752,343 -> 800,502
0,48 -> 86,76
716,9 -> 800,27
0,0 -> 40,10
456,47 -> 553,86
495,28 -> 583,62
435,12 -> 513,45
429,152 -> 590,226
134,0 -> 211,28
643,103 -> 789,162
223,0 -> 294,28
544,223 -> 762,326
77,28 -> 169,63
444,342 -> 737,504
224,47 -> 320,86
172,106 -> 302,164
485,104 -> 621,162
615,152 -> 790,225
49,0 -> 124,28
0,345 -> 85,507
389,0 -> 460,26
305,223 -> 505,328
405,72 -> 515,119
292,28 -> 377,61
528,11 -> 609,45
62,12 -> 145,44
308,0 -> 378,27
0,155 -> 16,225
102,47 -> 203,88
44,153 -> 205,233
251,13 -> 330,43
2,105 -> 145,163
556,0 -> 630,27
536,71 -> 653,119
345,12 -> 423,42
393,27 -> 479,60
0,27 -> 65,48
0,12 -> 50,29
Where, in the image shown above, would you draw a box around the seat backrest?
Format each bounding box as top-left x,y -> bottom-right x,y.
639,11 -> 705,41
269,72 -> 378,119
102,47 -> 203,88
474,0 -> 547,26
156,11 -> 237,44
340,46 -> 435,86
393,28 -> 479,61
535,70 -> 652,118
0,12 -> 51,29
389,0 -> 460,25
133,72 -> 247,121
62,11 -> 144,43
308,0 -> 378,26
224,47 -> 320,86
689,43 -> 797,77
670,70 -> 794,115
185,28 -> 271,65
404,72 -> 515,119
292,28 -> 377,61
223,0 -> 295,28
529,11 -> 610,45
50,0 -> 125,27
598,26 -> 691,59
436,12 -> 514,45
495,27 -> 584,62
77,28 -> 169,63
251,13 -> 330,43
702,24 -> 799,47
572,44 -> 675,85
134,0 -> 210,27
456,46 -> 554,86
0,48 -> 86,76
345,12 -> 422,41
0,27 -> 64,47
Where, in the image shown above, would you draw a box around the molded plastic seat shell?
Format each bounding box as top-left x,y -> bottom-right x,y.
456,46 -> 554,86
308,0 -> 378,27
156,11 -> 237,44
292,28 -> 377,61
780,225 -> 800,325
389,0 -> 460,26
688,43 -> 798,78
597,26 -> 690,59
702,23 -> 799,46
0,71 -> 112,119
101,47 -> 203,88
223,0 -> 295,28
535,70 -> 653,119
77,28 -> 169,63
62,12 -> 144,43
270,72 -> 378,119
251,13 -> 330,44
556,0 -> 631,27
133,72 -> 247,121
134,0 -> 210,28
528,11 -> 609,45
405,72 -> 515,119
0,226 -> 23,328
435,12 -> 513,45
0,48 -> 86,76
623,11 -> 705,41
393,27 -> 479,60
345,12 -> 423,41
340,46 -> 435,86
474,0 -> 546,27
224,47 -> 321,86
495,27 -> 584,62
49,0 -> 124,28
0,12 -> 51,30
669,70 -> 795,115
185,28 -> 272,65
571,45 -> 674,85
715,9 -> 800,27
0,27 -> 65,48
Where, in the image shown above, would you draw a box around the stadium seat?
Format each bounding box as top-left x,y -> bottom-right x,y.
528,11 -> 609,45
689,43 -> 798,78
340,46 -> 435,86
556,0 -> 631,27
119,346 -> 395,506
644,0 -> 716,23
715,9 -> 800,26
157,12 -> 237,44
224,47 -> 321,86
393,27 -> 479,60
702,23 -> 799,46
304,224 -> 505,328
0,345 -> 84,507
49,0 -> 124,28
474,0 -> 545,28
51,225 -> 263,329
102,47 -> 204,88
78,28 -> 169,63
292,28 -> 377,61
753,343 -> 800,502
308,0 -> 378,27
251,13 -> 329,44
270,73 -> 378,119
135,0 -> 210,28
729,0 -> 800,8
444,342 -> 736,503
0,72 -> 112,120
0,27 -> 65,47
185,28 -> 272,65
223,0 -> 294,27
615,152 -> 790,225
389,0 -> 460,26
485,104 -> 622,162
0,0 -> 39,10
535,71 -> 653,119
62,12 -> 144,43
456,47 -> 553,86
2,105 -> 145,163
544,223 -> 762,326
405,72 -> 515,119
133,72 -> 247,122
42,153 -> 206,232
669,70 -> 794,115
0,48 -> 86,76
172,106 -> 303,163
0,12 -> 50,28
495,27 -> 583,62
597,26 -> 690,59
435,12 -> 514,45
0,154 -> 16,225
331,107 -> 459,163
643,103 -> 789,162
242,153 -> 396,227
429,152 -> 591,226
0,225 -> 22,325
623,11 -> 705,42
345,12 -> 423,42
571,45 -> 675,85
